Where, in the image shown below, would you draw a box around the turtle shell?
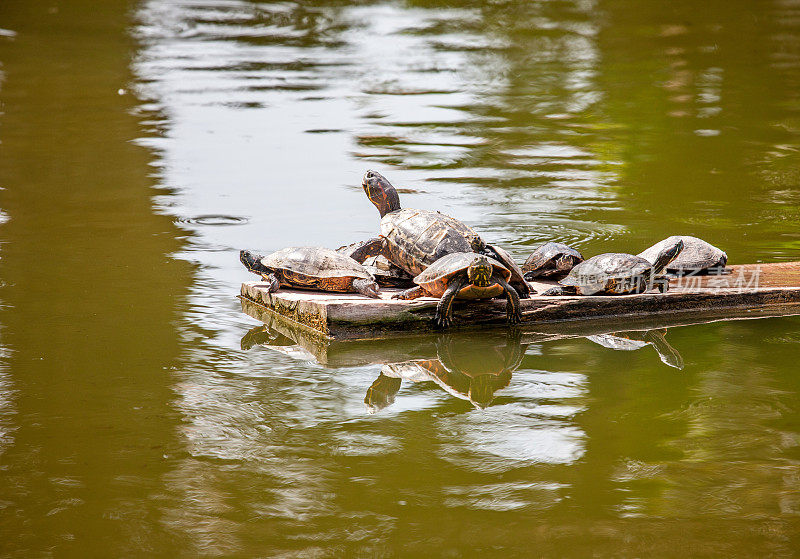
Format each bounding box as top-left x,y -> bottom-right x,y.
638,235 -> 727,273
560,253 -> 652,294
381,209 -> 481,276
414,252 -> 510,297
260,247 -> 374,280
523,242 -> 584,277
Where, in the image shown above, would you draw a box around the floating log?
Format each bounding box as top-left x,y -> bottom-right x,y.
239,262 -> 800,342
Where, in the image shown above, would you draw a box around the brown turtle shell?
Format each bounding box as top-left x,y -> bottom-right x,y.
381,209 -> 481,276
260,247 -> 374,291
413,252 -> 511,297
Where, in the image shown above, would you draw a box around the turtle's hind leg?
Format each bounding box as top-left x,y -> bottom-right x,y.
352,278 -> 381,299
494,275 -> 522,324
392,286 -> 426,300
434,276 -> 466,329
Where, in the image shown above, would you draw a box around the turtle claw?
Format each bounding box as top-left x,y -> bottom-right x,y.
508,310 -> 522,325
432,315 -> 452,329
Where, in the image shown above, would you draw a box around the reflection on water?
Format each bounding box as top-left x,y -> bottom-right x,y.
367,332 -> 525,411
586,329 -> 684,369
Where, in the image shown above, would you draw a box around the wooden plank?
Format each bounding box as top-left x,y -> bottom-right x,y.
239,262 -> 800,341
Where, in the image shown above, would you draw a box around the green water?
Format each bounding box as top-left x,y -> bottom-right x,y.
1,0 -> 800,556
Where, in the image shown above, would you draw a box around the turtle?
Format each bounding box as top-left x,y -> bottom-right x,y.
239,247 -> 380,298
638,235 -> 727,275
393,252 -> 522,328
345,170 -> 531,298
542,238 -> 684,296
522,242 -> 584,279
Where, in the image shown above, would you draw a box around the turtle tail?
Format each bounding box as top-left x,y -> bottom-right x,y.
651,239 -> 684,275
239,250 -> 270,276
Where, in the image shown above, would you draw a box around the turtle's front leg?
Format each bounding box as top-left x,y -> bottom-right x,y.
344,237 -> 386,263
434,276 -> 466,329
392,286 -> 426,300
262,273 -> 280,293
494,275 -> 522,324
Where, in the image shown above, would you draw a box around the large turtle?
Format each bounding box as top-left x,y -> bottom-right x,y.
523,242 -> 584,279
638,235 -> 727,275
346,170 -> 531,298
543,239 -> 684,296
239,247 -> 380,298
393,252 -> 521,328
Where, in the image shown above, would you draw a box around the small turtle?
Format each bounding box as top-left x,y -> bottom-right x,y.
239,247 -> 380,298
638,235 -> 727,275
542,238 -> 684,296
346,170 -> 531,298
522,242 -> 584,279
393,252 -> 522,328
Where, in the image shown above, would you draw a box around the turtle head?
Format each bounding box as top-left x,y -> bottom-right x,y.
651,238 -> 684,274
362,170 -> 401,218
467,255 -> 494,288
467,233 -> 486,252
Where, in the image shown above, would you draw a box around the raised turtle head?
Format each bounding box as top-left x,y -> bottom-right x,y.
651,238 -> 684,275
362,170 -> 401,218
467,255 -> 494,287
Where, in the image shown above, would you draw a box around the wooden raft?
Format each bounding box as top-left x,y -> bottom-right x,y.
239,262 -> 800,341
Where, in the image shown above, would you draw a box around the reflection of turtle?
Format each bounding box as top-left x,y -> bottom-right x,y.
240,325 -> 295,350
346,170 -> 531,298
523,242 -> 584,279
638,235 -> 727,275
543,239 -> 683,296
364,332 -> 527,412
393,253 -> 521,328
586,329 -> 684,369
240,247 -> 380,298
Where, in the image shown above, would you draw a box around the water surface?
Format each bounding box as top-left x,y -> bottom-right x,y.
1,0 -> 800,555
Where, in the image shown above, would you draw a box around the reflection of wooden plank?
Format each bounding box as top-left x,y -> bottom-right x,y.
239,262 -> 800,341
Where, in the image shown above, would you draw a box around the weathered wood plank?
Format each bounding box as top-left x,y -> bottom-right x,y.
239,262 -> 800,341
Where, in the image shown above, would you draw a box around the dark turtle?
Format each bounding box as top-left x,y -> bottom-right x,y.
522,242 -> 584,279
346,170 -> 531,298
542,239 -> 684,296
638,235 -> 727,275
239,247 -> 380,298
393,252 -> 521,328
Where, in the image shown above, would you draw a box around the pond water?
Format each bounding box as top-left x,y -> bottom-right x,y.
1,0 -> 800,555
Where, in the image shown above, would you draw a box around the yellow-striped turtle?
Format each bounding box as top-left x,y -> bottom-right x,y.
346,170 -> 531,298
523,242 -> 584,279
542,239 -> 683,296
393,252 -> 521,328
239,247 -> 380,298
638,235 -> 727,275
